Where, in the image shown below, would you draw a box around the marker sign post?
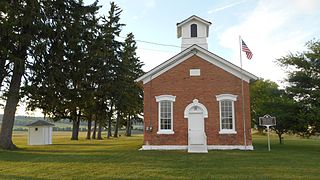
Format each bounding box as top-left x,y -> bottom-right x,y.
259,114 -> 276,151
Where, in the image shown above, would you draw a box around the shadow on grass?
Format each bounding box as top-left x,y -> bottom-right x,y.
0,174 -> 43,180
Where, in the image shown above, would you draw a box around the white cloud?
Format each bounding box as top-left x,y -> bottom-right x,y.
293,0 -> 320,14
144,0 -> 156,8
217,0 -> 317,85
208,0 -> 247,14
128,0 -> 157,21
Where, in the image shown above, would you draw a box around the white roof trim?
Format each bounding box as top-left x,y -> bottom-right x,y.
177,15 -> 212,28
135,45 -> 258,84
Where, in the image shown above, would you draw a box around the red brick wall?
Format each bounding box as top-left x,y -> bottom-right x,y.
143,55 -> 252,146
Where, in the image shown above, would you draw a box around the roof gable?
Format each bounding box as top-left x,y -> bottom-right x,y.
136,45 -> 258,84
26,120 -> 55,127
177,15 -> 212,27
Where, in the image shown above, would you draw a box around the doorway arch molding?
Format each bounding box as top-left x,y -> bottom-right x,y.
184,99 -> 208,118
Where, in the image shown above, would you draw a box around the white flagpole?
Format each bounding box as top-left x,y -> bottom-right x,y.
239,35 -> 247,150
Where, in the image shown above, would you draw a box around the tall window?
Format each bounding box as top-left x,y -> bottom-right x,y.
216,94 -> 237,134
221,100 -> 233,130
191,24 -> 197,37
160,101 -> 172,130
155,95 -> 176,134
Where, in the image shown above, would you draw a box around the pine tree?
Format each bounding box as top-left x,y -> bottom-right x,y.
92,2 -> 124,138
0,0 -> 42,150
25,0 -> 100,140
119,33 -> 144,136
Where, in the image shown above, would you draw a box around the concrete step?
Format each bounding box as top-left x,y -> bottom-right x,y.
188,145 -> 208,153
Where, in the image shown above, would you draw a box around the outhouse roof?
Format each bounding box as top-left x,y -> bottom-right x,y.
26,120 -> 55,127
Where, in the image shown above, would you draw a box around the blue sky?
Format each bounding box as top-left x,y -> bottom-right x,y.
83,0 -> 320,85
6,0 -> 320,116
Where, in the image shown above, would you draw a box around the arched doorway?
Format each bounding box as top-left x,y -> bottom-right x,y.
184,99 -> 208,153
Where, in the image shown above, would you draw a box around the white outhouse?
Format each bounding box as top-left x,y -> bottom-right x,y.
26,120 -> 54,145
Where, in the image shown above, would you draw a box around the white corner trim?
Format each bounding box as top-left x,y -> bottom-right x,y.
184,99 -> 208,118
140,145 -> 188,150
157,130 -> 175,135
219,130 -> 237,134
155,95 -> 176,102
216,94 -> 238,101
207,145 -> 254,150
139,145 -> 254,151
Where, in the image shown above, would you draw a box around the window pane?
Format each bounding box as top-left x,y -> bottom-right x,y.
221,100 -> 233,130
191,24 -> 197,37
160,101 -> 172,130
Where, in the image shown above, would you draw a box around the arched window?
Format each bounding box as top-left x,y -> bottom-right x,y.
191,24 -> 197,37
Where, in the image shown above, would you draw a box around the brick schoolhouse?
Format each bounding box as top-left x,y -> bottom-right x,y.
136,16 -> 258,153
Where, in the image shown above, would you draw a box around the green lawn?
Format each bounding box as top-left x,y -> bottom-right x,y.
0,132 -> 319,179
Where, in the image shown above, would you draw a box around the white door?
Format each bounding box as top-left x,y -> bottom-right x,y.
188,112 -> 205,145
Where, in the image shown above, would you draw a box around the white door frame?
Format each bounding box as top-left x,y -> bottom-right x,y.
184,99 -> 208,145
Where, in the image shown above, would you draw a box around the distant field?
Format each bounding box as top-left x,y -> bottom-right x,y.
0,132 -> 319,179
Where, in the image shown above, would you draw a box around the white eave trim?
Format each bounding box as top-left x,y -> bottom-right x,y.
135,45 -> 195,83
177,15 -> 212,28
135,45 -> 258,84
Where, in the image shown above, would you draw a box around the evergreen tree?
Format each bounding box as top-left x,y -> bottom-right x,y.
92,2 -> 124,138
0,0 -> 42,149
25,0 -> 100,140
117,33 -> 144,136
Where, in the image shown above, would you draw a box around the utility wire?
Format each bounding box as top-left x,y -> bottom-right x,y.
118,36 -> 180,48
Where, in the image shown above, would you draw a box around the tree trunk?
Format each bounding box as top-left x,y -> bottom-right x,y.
97,121 -> 102,140
92,120 -> 97,139
0,59 -> 6,88
107,105 -> 113,138
0,58 -> 25,150
125,115 -> 132,136
277,133 -> 283,144
86,119 -> 92,139
71,110 -> 80,140
114,111 -> 121,137
107,117 -> 112,138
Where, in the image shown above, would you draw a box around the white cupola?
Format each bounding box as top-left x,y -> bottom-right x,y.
177,15 -> 212,51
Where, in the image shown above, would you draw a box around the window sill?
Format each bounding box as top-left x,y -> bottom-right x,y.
219,130 -> 237,134
157,130 -> 174,135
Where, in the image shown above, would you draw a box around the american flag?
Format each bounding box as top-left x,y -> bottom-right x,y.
241,40 -> 253,60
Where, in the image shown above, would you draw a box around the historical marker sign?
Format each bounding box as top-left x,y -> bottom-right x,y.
259,114 -> 276,126
259,114 -> 276,151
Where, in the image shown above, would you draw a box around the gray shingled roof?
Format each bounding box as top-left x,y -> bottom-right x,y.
26,120 -> 55,127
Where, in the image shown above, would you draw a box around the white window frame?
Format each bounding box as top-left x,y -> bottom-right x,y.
190,69 -> 201,76
216,94 -> 237,134
155,95 -> 176,134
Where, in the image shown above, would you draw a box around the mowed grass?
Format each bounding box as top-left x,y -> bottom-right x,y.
0,132 -> 319,180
